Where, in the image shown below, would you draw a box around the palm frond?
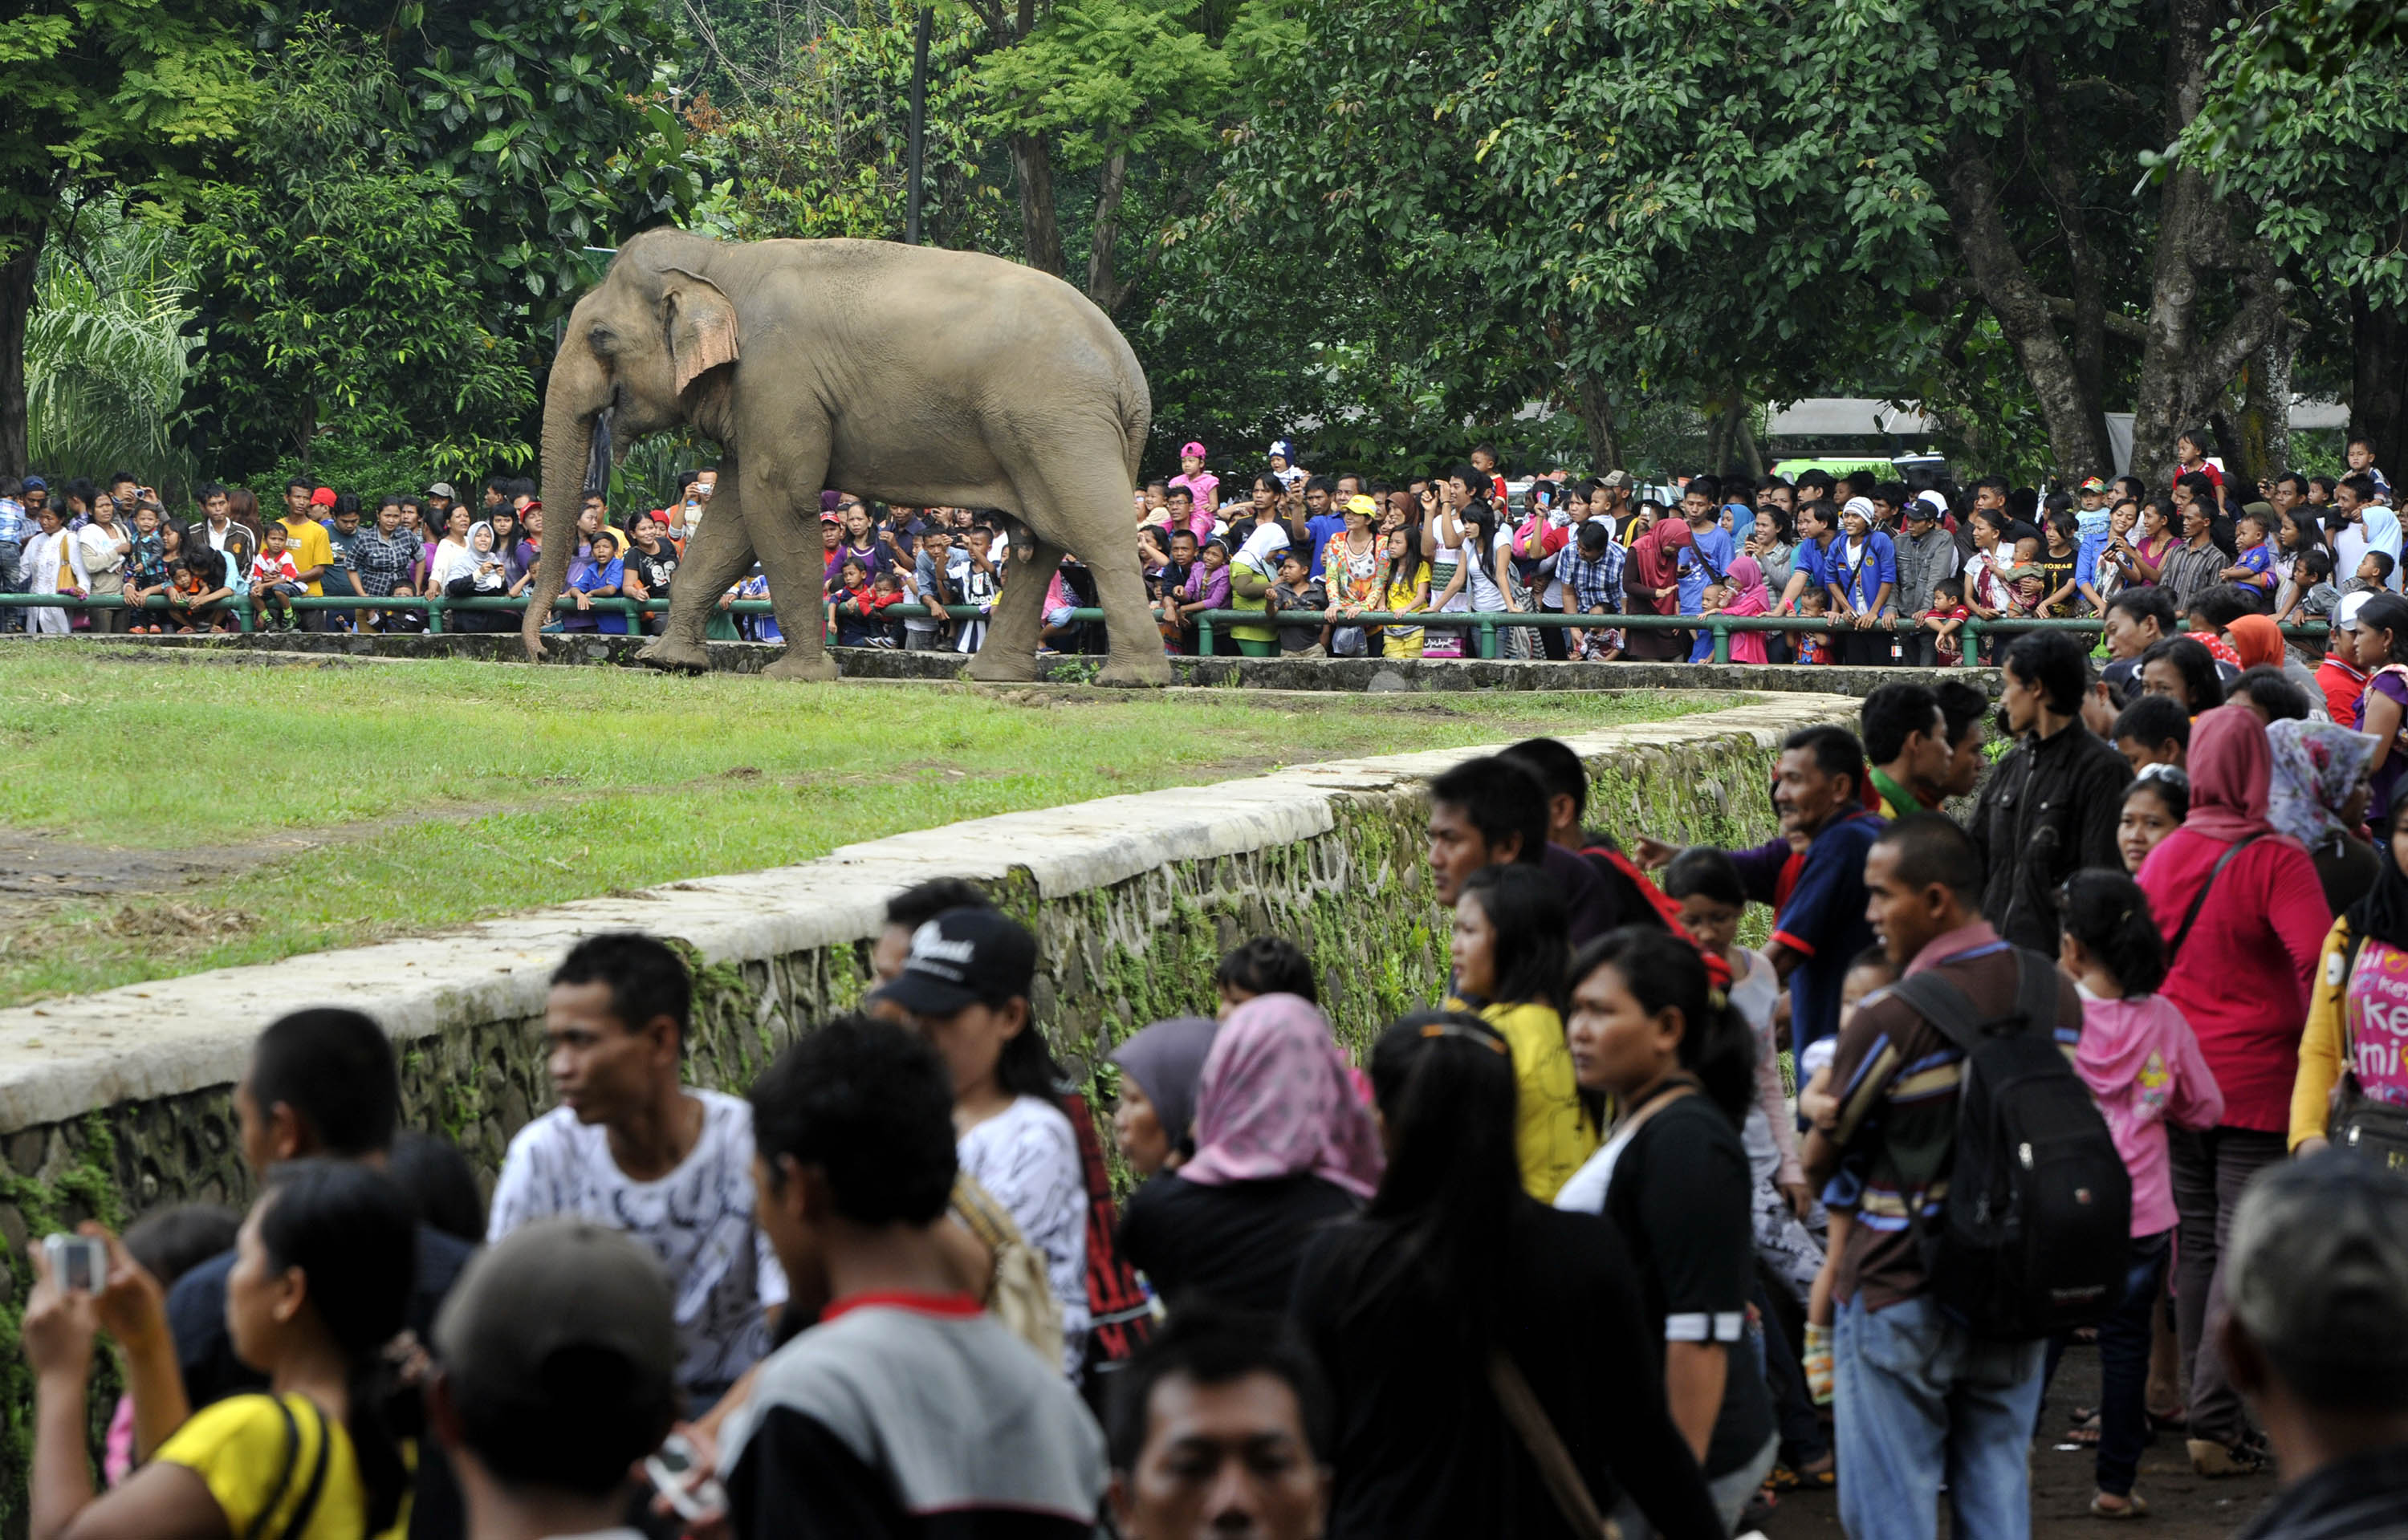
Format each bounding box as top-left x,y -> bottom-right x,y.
25,209 -> 201,496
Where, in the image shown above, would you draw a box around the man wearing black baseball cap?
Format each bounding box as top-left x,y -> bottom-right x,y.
429,1218 -> 680,1538
869,908 -> 1094,1377
869,905 -> 1040,1021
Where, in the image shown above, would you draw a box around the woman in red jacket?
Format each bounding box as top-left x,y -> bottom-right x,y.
2134,705 -> 2329,1477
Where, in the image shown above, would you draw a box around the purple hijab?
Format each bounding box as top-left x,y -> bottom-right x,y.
1108,1017 -> 1221,1156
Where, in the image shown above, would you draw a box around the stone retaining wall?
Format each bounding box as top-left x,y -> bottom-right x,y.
0,691 -> 1855,1528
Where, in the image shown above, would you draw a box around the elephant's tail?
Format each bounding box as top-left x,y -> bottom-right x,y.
1115,368 -> 1151,486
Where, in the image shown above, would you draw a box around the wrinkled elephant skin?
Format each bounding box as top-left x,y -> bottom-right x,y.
523,230 -> 1171,687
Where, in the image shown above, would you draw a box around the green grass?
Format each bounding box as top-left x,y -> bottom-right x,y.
0,646 -> 1724,1004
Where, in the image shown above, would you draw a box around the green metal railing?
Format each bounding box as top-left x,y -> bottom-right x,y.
1182,608 -> 2331,666
0,591 -> 2332,668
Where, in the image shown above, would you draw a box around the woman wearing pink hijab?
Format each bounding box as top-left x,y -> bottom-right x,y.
1113,993 -> 1379,1311
1719,554 -> 1773,664
2134,705 -> 2329,1476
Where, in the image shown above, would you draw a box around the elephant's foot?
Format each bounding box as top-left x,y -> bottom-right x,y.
966,646 -> 1039,684
1095,651 -> 1174,689
763,648 -> 838,683
638,634 -> 711,673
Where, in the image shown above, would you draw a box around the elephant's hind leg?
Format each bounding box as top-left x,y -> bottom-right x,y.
966,528 -> 1060,683
645,478 -> 754,672
1001,457 -> 1170,687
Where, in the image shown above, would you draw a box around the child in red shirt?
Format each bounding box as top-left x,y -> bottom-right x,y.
1922,575 -> 1972,666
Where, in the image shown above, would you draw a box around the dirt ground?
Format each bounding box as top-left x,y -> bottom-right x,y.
1759,1343 -> 2279,1540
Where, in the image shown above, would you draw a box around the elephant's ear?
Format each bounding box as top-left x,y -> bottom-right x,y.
660,267 -> 740,396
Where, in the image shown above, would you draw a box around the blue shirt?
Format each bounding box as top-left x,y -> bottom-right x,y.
1827,531 -> 1898,612
1677,523 -> 1735,615
1789,534 -> 1835,601
1303,514 -> 1348,579
1765,809 -> 1887,1055
2073,528 -> 2113,594
2236,542 -> 2276,594
0,498 -> 26,547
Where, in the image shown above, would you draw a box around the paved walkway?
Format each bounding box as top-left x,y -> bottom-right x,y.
1761,1344 -> 2277,1540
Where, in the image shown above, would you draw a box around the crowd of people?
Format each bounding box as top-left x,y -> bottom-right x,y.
3,428 -> 2393,661
20,660 -> 2408,1540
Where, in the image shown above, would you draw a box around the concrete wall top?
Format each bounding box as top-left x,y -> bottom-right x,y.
0,692 -> 1855,1133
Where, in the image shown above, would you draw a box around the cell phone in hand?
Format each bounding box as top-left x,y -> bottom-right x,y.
645,1433 -> 726,1522
45,1233 -> 106,1293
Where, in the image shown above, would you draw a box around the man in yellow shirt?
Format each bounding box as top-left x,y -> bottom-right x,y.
279,479 -> 338,629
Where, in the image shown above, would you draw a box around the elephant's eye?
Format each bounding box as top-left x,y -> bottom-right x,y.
588,325 -> 619,356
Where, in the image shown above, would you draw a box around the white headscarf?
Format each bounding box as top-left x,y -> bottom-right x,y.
430,523 -> 488,590
1236,518 -> 1291,576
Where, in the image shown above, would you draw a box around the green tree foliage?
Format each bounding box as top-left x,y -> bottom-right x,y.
181,23 -> 537,482
24,206 -> 198,494
259,0 -> 699,315
0,0 -> 258,476
2192,2 -> 2408,473
689,10 -> 1015,250
1218,0 -> 2307,482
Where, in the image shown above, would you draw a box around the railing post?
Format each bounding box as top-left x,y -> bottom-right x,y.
1711,619 -> 1731,664
236,595 -> 254,634
1477,616 -> 1496,658
1960,619 -> 1981,668
1197,612 -> 1215,654
425,592 -> 445,636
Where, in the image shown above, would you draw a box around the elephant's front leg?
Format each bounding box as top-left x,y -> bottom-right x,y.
966,528 -> 1059,682
644,472 -> 755,672
745,451 -> 839,683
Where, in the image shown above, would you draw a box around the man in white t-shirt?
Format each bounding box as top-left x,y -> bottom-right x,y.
489,932 -> 787,1418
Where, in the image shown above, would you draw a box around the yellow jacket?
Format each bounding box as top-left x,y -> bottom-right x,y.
1450,997 -> 1600,1201
2293,913 -> 2355,1150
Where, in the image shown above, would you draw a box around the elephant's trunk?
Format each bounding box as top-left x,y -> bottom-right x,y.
522,385 -> 605,660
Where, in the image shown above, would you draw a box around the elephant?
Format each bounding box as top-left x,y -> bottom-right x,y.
522,227 -> 1172,686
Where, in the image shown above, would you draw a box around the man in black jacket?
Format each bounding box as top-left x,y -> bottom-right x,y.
1969,631 -> 2132,952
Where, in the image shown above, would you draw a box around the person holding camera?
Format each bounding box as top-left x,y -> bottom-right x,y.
21,1161 -> 421,1540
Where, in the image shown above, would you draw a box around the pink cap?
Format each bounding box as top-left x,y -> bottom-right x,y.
1179,441 -> 1206,459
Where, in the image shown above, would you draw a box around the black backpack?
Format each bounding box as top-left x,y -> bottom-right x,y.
1891,947 -> 2132,1340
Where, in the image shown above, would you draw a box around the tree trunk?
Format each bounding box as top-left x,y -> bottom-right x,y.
2231,319 -> 2294,493
1943,142 -> 2114,482
1570,372 -> 1622,471
2129,0 -> 2285,486
1702,392 -> 1733,478
2354,289 -> 2408,482
1735,408 -> 1767,482
1011,132 -> 1064,278
0,221 -> 39,482
1086,150 -> 1133,312
2032,55 -> 2108,413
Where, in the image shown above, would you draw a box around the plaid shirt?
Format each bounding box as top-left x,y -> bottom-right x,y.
1556,538 -> 1625,613
352,526 -> 420,597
